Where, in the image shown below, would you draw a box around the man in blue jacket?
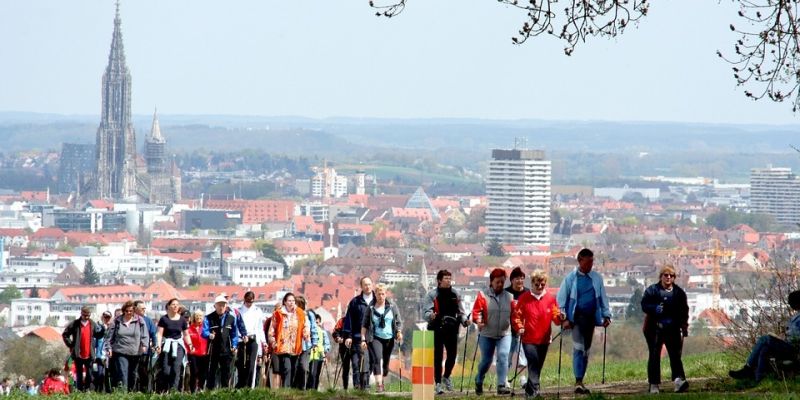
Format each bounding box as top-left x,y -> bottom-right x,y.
557,248 -> 612,394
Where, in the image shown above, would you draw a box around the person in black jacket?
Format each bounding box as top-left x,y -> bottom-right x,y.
62,306 -> 106,391
641,265 -> 689,394
331,317 -> 352,390
343,276 -> 375,390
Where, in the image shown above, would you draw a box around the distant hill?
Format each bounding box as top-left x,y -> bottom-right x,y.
1,112 -> 798,156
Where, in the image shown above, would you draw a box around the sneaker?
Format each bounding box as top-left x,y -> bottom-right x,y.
435,383 -> 444,395
574,380 -> 591,394
728,365 -> 754,380
442,377 -> 453,392
376,383 -> 385,393
497,385 -> 511,395
475,383 -> 483,395
649,384 -> 660,394
674,378 -> 688,393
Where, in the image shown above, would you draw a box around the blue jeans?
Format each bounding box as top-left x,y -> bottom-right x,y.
747,334 -> 798,381
571,314 -> 596,380
475,334 -> 511,387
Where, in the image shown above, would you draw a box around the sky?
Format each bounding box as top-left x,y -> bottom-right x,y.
1,0 -> 798,124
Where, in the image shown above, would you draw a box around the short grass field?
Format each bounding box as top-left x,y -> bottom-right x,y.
9,352 -> 800,399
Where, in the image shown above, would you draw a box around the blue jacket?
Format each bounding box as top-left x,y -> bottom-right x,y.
302,310 -> 319,352
557,268 -> 612,326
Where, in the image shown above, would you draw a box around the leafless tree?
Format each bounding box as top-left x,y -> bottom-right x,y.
720,1 -> 800,111
369,0 -> 800,111
723,249 -> 800,360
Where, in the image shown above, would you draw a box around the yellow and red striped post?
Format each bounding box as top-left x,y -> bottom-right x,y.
412,330 -> 434,400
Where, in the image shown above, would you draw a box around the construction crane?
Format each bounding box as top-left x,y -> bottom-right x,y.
636,239 -> 733,309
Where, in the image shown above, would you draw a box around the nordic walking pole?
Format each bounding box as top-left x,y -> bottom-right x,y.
557,327 -> 564,399
398,345 -> 404,393
466,332 -> 480,395
510,336 -> 523,394
459,323 -> 471,393
602,325 -> 607,385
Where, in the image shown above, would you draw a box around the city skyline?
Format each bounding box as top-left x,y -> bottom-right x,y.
1,0 -> 799,125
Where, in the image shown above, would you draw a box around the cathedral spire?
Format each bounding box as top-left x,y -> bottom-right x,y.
149,108 -> 164,143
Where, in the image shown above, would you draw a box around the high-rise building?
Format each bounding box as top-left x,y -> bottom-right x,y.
95,2 -> 137,200
311,165 -> 348,198
57,143 -> 96,194
750,166 -> 800,226
486,148 -> 551,248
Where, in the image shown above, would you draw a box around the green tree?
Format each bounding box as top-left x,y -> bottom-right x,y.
161,266 -> 184,288
0,337 -> 68,379
29,286 -> 40,298
625,287 -> 644,323
82,259 -> 99,285
188,275 -> 201,287
255,241 -> 289,278
487,238 -> 505,257
0,285 -> 22,304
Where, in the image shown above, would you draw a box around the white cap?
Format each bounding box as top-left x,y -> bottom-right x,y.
214,295 -> 228,304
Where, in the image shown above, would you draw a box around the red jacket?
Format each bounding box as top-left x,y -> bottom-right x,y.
187,324 -> 208,356
512,290 -> 561,345
40,376 -> 70,395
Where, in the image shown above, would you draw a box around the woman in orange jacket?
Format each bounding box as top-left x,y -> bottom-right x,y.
267,292 -> 310,388
512,269 -> 562,399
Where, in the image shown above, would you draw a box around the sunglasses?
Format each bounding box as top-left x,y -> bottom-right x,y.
662,274 -> 676,278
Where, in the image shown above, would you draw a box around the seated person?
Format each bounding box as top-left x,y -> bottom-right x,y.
729,290 -> 800,382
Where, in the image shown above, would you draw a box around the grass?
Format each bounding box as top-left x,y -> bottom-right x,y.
7,351 -> 800,399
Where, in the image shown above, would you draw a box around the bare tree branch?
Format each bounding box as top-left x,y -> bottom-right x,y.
719,1 -> 800,111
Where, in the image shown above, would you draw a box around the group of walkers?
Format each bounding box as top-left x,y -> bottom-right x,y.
52,246 -> 800,397
60,292 -> 335,393
423,248 -> 692,398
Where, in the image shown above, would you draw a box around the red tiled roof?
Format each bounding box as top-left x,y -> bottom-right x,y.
273,240 -> 323,255
0,228 -> 28,237
205,199 -> 296,224
31,227 -> 66,239
28,326 -> 63,342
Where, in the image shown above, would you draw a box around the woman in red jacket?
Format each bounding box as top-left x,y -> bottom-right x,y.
512,269 -> 562,399
186,310 -> 209,393
40,369 -> 70,395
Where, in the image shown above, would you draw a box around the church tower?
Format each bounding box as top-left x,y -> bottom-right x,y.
95,1 -> 137,200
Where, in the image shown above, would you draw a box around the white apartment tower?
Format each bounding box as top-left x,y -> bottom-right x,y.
486,149 -> 551,247
750,166 -> 800,225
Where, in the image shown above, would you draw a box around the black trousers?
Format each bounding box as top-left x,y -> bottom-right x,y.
350,339 -> 370,389
187,355 -> 209,393
292,350 -> 310,390
158,346 -> 185,392
235,340 -> 259,388
434,327 -> 459,384
644,326 -> 685,384
307,359 -> 324,390
74,357 -> 93,391
338,344 -> 352,389
368,337 -> 395,376
276,354 -> 298,388
206,352 -> 233,390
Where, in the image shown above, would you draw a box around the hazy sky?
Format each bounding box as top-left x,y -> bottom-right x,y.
1,0 -> 797,124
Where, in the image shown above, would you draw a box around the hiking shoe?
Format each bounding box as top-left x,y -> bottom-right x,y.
435,383 -> 444,395
442,377 -> 453,392
728,365 -> 754,380
497,385 -> 511,395
649,384 -> 660,394
475,383 -> 483,395
674,378 -> 688,393
574,381 -> 591,394
376,383 -> 385,393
